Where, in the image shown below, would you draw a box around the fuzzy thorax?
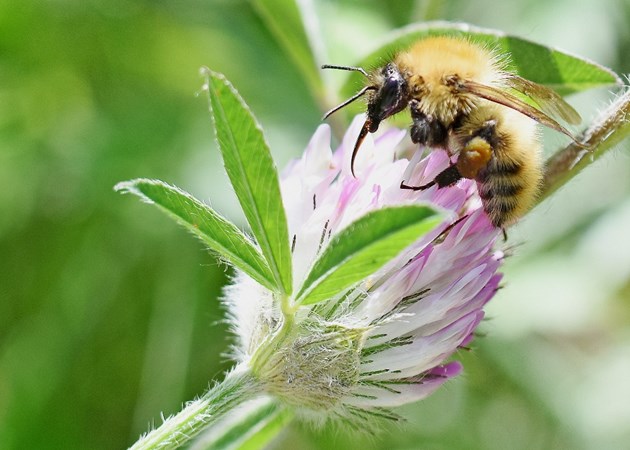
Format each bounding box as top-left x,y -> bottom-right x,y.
394,36 -> 506,124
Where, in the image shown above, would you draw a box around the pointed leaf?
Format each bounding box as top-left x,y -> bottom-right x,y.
296,206 -> 441,305
191,398 -> 292,450
237,407 -> 292,450
339,22 -> 621,103
115,179 -> 277,291
204,70 -> 293,295
250,0 -> 324,98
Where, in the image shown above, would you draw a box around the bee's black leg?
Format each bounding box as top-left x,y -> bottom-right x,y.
400,164 -> 463,191
400,179 -> 434,191
409,100 -> 447,147
502,228 -> 508,241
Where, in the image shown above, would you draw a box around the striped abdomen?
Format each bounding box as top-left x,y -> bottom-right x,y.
476,148 -> 541,228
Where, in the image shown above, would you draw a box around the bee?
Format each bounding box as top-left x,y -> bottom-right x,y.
322,36 -> 582,228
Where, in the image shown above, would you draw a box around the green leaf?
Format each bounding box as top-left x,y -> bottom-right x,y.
296,206 -> 441,306
204,69 -> 293,295
237,407 -> 292,450
339,21 -> 621,101
193,398 -> 292,450
115,179 -> 277,292
250,0 -> 324,98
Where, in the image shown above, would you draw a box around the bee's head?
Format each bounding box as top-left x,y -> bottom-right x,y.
321,62 -> 409,176
365,63 -> 409,131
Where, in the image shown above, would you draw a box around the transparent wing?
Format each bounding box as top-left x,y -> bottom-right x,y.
504,73 -> 581,125
460,79 -> 579,142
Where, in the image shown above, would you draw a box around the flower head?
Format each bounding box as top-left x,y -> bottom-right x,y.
223,116 -> 503,424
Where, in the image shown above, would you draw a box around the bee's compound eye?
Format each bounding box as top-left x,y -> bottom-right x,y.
382,63 -> 404,86
382,64 -> 398,78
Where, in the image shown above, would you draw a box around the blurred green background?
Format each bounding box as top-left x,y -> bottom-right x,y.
1,0 -> 629,449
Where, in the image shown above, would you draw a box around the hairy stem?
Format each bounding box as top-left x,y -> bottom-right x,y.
540,89 -> 630,202
249,313 -> 294,376
129,366 -> 259,450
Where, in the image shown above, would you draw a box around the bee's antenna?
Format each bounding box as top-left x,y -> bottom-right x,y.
321,64 -> 370,78
322,85 -> 376,120
321,64 -> 375,176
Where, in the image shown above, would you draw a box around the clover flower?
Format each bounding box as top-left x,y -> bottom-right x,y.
119,72 -> 505,449
224,115 -> 503,424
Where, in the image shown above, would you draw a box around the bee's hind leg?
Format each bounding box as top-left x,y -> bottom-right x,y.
400,164 -> 463,191
400,119 -> 495,192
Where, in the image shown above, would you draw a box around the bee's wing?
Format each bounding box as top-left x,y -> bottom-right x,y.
460,80 -> 579,142
503,74 -> 581,125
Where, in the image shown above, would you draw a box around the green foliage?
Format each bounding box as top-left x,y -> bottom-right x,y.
115,179 -> 277,291
204,70 -> 293,295
250,0 -> 324,98
296,206 -> 440,305
338,22 -> 621,99
121,69 -> 444,311
237,407 -> 293,450
195,399 -> 292,450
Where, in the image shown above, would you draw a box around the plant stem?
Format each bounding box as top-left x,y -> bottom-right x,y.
540,89 -> 630,202
129,366 -> 259,450
249,317 -> 294,376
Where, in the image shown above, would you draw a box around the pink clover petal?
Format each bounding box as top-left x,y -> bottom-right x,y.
345,363 -> 461,408
360,311 -> 484,378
